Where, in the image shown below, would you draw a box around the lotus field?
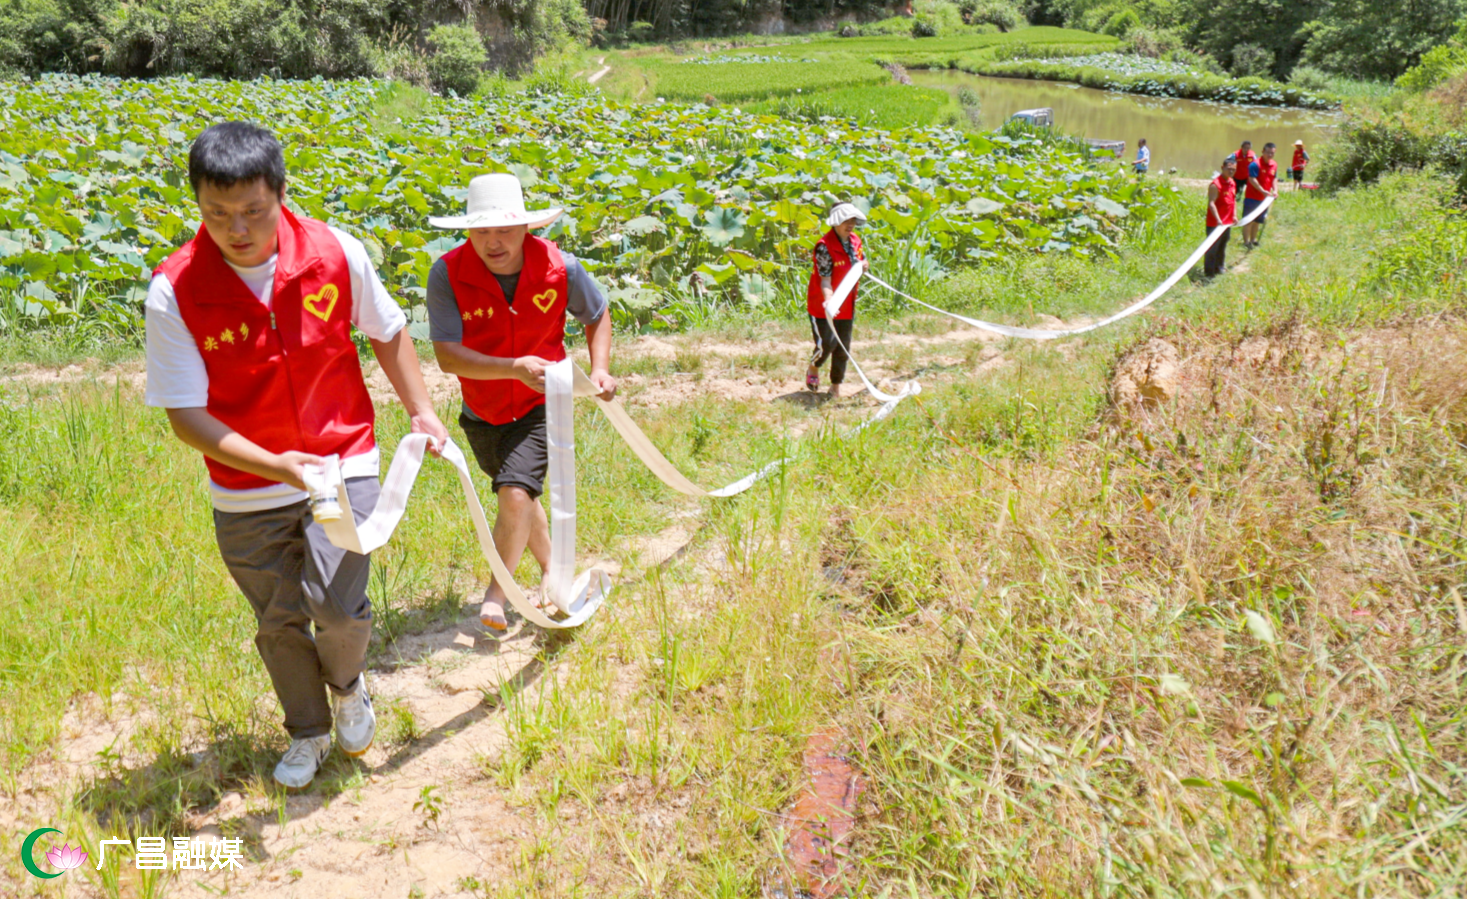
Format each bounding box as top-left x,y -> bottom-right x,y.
0,74 -> 1166,335
1030,52 -> 1203,78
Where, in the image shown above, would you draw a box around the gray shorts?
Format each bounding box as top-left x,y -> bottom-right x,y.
458,406 -> 548,499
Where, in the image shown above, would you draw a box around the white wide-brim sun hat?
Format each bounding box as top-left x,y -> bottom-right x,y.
428,173 -> 563,230
827,202 -> 867,227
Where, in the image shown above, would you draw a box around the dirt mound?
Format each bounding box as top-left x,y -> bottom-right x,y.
1110,337 -> 1181,406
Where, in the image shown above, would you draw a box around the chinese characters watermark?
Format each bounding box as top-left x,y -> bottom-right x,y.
21,829 -> 244,879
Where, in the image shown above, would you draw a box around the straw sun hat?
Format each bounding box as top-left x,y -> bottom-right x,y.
428,173 -> 563,230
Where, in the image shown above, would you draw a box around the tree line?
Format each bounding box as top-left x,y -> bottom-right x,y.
1027,0 -> 1465,82
0,0 -> 1462,85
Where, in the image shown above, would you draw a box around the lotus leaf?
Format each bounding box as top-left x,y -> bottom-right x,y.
700,208 -> 747,246
0,74 -> 1166,331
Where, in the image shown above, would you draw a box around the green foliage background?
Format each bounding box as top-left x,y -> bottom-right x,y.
3,0 -> 1466,90
0,75 -> 1167,337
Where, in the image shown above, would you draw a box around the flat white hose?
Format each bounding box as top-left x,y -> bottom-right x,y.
303,359 -> 782,629
865,195 -> 1275,340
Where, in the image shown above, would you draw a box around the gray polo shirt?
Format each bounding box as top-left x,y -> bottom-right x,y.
426,251 -> 609,422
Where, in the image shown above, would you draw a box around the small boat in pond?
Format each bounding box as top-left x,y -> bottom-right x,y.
1084,138 -> 1127,158
1008,108 -> 1126,158
1009,107 -> 1054,127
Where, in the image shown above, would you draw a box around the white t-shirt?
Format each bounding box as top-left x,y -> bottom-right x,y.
145,227 -> 406,513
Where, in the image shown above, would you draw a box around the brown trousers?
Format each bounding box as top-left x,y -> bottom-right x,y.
213,477 -> 379,739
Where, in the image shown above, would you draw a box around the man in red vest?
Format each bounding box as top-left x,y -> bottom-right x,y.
1233,141 -> 1257,200
1290,140 -> 1310,190
805,203 -> 867,398
425,174 -> 616,632
1204,156 -> 1238,278
1242,142 -> 1279,249
145,122 -> 448,789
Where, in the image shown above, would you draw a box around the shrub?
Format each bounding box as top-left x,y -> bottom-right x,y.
1430,71 -> 1467,126
369,24 -> 429,87
1125,27 -> 1182,58
1317,118 -> 1435,192
855,15 -> 917,36
912,17 -> 939,37
476,72 -> 513,98
524,60 -> 595,97
1100,8 -> 1140,38
1397,42 -> 1467,92
426,24 -> 486,96
1230,42 -> 1274,78
959,0 -> 1020,31
95,0 -> 380,79
1287,63 -> 1333,93
839,24 -> 859,37
1165,47 -> 1226,76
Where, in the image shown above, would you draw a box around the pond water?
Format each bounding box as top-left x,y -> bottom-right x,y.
910,70 -> 1340,176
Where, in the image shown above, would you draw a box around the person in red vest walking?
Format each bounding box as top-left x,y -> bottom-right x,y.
1290,139 -> 1310,190
1242,142 -> 1279,249
806,203 -> 867,398
1204,156 -> 1238,278
145,122 -> 448,789
1233,140 -> 1257,200
424,174 -> 616,632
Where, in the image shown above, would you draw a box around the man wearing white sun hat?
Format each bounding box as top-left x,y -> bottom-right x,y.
425,172 -> 616,632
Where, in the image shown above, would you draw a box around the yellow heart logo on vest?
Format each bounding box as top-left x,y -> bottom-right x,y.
304,284 -> 340,322
531,289 -> 557,314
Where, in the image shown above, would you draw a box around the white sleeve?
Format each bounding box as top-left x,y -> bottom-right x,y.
144,274 -> 210,408
333,227 -> 406,342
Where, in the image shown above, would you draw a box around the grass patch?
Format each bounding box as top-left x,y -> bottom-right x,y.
462,174 -> 1467,897
742,82 -> 961,129
365,80 -> 433,137
641,55 -> 889,103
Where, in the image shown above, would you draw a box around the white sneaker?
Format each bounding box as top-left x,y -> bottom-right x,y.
333,674 -> 376,757
273,735 -> 331,789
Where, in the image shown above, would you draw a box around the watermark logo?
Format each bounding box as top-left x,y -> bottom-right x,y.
46,843 -> 90,872
21,828 -> 244,877
20,828 -> 86,879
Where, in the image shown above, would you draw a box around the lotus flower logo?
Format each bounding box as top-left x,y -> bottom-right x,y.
20,828 -> 84,879
45,843 -> 89,871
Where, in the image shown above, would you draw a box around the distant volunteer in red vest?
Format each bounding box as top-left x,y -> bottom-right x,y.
1242,141 -> 1279,249
1290,139 -> 1310,190
145,122 -> 448,790
1233,141 -> 1257,200
1203,156 -> 1238,278
805,203 -> 867,399
425,174 -> 616,632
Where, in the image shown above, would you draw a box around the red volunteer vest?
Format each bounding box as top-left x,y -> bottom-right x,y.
1207,175 -> 1237,227
1247,158 -> 1277,200
445,235 -> 569,425
1234,150 -> 1256,184
806,230 -> 864,320
157,207 -> 376,491
1291,147 -> 1307,171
